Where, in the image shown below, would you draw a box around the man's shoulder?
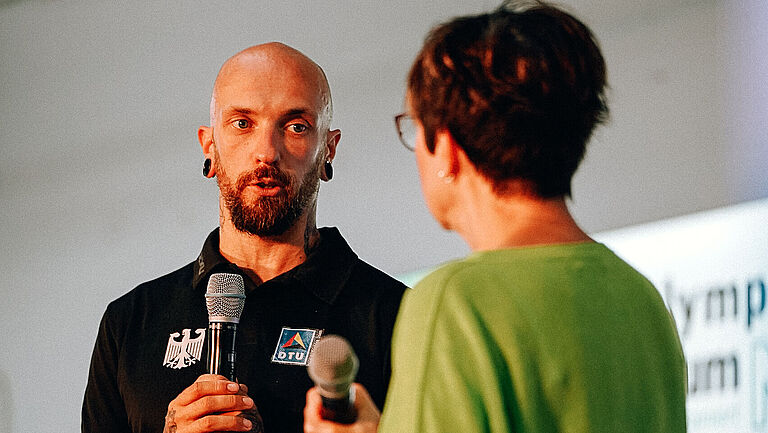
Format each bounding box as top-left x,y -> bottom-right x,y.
106,261 -> 196,315
350,258 -> 408,292
320,226 -> 407,296
332,256 -> 405,314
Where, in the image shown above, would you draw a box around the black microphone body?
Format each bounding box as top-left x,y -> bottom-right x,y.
204,273 -> 246,382
308,335 -> 359,424
206,322 -> 238,381
319,389 -> 356,424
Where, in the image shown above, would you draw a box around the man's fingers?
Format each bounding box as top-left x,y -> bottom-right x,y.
195,374 -> 229,383
164,375 -> 261,433
195,373 -> 227,382
172,376 -> 241,406
188,413 -> 253,433
186,394 -> 254,417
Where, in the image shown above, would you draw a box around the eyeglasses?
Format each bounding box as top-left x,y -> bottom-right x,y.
394,113 -> 416,151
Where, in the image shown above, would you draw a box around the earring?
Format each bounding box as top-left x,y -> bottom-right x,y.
202,158 -> 212,177
324,160 -> 333,181
437,169 -> 454,184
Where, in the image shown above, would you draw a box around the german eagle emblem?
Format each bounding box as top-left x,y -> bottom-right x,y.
163,328 -> 206,369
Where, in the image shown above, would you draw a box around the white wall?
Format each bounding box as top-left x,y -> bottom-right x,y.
0,1 -> 766,432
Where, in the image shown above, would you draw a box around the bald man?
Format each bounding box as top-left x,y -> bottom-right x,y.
82,43 -> 406,433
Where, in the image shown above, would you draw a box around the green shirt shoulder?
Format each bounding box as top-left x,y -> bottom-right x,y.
380,243 -> 686,433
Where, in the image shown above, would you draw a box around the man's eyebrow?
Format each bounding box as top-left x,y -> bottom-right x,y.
279,108 -> 321,126
222,106 -> 257,116
282,108 -> 315,118
221,107 -> 316,119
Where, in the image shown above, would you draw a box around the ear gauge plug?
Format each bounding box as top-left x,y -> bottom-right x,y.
203,159 -> 212,177
324,160 -> 333,181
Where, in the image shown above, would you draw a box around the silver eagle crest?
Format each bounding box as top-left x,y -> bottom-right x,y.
163,328 -> 206,369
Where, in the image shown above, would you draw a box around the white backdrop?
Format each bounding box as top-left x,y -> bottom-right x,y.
1,1 -> 767,432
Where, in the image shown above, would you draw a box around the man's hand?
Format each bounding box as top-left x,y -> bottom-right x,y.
163,374 -> 263,433
303,383 -> 380,433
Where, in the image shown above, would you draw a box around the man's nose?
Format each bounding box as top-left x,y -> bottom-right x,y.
249,126 -> 281,164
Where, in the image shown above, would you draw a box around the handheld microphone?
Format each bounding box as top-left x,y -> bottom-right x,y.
205,273 -> 246,381
307,335 -> 359,424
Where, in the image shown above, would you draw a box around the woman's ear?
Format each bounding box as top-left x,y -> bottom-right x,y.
432,128 -> 461,180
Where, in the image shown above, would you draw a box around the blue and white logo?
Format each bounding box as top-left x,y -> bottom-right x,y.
271,327 -> 321,365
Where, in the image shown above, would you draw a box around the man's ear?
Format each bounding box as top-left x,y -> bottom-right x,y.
325,129 -> 341,162
198,126 -> 214,157
198,126 -> 216,178
320,129 -> 341,182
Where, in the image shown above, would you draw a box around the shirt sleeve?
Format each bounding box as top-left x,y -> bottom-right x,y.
82,304 -> 132,433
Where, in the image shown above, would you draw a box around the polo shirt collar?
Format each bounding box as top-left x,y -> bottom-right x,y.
192,227 -> 357,305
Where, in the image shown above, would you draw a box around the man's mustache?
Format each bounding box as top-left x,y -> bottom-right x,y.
236,165 -> 292,192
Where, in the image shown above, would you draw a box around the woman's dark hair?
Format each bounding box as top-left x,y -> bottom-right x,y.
408,0 -> 608,197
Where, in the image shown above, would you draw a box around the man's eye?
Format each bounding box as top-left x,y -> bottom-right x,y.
235,119 -> 249,129
288,123 -> 308,134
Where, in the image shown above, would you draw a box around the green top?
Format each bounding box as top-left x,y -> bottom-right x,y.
379,242 -> 686,433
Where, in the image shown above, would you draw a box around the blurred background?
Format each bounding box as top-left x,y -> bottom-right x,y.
1,0 -> 766,432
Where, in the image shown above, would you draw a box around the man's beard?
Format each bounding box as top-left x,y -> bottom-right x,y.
215,154 -> 321,237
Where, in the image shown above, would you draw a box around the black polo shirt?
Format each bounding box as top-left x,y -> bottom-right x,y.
82,227 -> 406,433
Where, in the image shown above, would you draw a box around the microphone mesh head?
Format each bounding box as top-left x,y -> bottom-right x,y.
307,335 -> 359,398
205,273 -> 246,323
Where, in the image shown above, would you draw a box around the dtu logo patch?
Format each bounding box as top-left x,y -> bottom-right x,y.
163,328 -> 206,369
271,327 -> 321,365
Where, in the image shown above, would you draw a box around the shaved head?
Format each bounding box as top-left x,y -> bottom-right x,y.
199,42 -> 341,238
209,42 -> 333,129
